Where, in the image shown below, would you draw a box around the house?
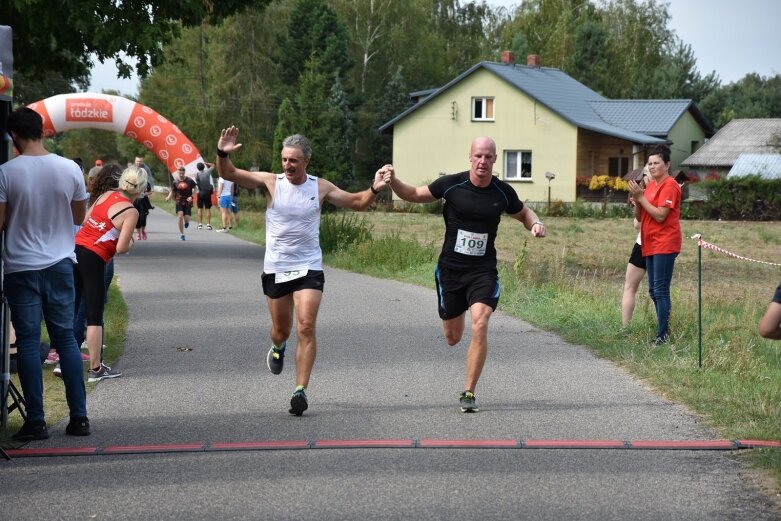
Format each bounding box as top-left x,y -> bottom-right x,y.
727,154 -> 781,179
379,52 -> 713,203
682,119 -> 781,178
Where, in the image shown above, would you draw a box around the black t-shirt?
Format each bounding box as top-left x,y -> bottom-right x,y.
772,282 -> 781,304
428,171 -> 524,271
172,177 -> 197,205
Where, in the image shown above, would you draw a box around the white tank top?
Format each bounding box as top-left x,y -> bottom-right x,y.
264,174 -> 322,274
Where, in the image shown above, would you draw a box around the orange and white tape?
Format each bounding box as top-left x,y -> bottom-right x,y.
690,234 -> 781,267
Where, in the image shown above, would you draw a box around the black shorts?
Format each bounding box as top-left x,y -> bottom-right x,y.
262,270 -> 325,299
773,283 -> 781,304
628,242 -> 646,269
197,192 -> 213,209
175,203 -> 192,216
434,265 -> 499,320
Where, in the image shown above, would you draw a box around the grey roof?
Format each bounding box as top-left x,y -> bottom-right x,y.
682,119 -> 781,167
379,61 -> 667,145
727,154 -> 781,179
590,100 -> 713,137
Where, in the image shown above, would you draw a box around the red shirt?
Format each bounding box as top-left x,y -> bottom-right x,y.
639,176 -> 681,256
75,191 -> 133,262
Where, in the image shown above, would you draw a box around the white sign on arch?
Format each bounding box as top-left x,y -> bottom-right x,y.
27,93 -> 205,177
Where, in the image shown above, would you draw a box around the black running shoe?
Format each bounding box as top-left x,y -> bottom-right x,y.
65,416 -> 91,436
266,344 -> 285,375
459,390 -> 479,413
12,421 -> 49,441
289,389 -> 308,416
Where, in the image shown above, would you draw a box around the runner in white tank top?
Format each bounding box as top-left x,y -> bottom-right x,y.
215,127 -> 391,416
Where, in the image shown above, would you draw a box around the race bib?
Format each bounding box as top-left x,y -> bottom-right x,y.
454,229 -> 488,256
275,270 -> 307,283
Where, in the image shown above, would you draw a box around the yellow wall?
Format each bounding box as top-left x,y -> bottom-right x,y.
667,111 -> 707,170
391,69 -> 579,203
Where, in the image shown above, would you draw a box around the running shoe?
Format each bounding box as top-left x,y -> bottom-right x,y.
65,416 -> 90,436
459,390 -> 479,413
44,352 -> 59,364
197,224 -> 203,230
12,421 -> 49,441
88,363 -> 122,382
53,364 -> 61,378
266,343 -> 286,375
184,221 -> 190,229
180,234 -> 186,241
206,224 -> 213,230
289,388 -> 308,416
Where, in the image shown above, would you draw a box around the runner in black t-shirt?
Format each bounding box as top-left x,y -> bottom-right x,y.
384,136 -> 546,412
165,166 -> 197,241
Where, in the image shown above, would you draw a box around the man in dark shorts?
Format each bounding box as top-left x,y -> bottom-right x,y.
195,162 -> 215,230
385,136 -> 546,412
216,127 -> 389,415
166,166 -> 196,241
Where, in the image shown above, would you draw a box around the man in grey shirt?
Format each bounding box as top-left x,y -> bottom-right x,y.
0,107 -> 90,440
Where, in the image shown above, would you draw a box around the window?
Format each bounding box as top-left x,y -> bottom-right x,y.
505,151 -> 532,180
472,97 -> 494,121
608,157 -> 630,178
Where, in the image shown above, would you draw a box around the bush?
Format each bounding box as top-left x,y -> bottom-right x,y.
319,213 -> 372,254
698,176 -> 781,220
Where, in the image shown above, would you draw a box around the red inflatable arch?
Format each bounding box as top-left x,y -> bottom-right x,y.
26,93 -> 205,177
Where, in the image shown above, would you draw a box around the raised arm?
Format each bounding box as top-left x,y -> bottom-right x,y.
322,167 -> 389,211
216,126 -> 275,191
385,165 -> 436,203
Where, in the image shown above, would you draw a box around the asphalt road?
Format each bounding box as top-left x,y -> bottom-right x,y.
1,209 -> 779,520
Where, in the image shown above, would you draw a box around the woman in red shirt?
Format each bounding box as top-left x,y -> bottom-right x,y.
74,166 -> 147,381
628,145 -> 681,345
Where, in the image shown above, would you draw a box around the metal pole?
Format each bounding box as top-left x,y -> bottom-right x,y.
547,183 -> 551,214
698,236 -> 702,368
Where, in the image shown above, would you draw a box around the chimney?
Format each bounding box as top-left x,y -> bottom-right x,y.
500,50 -> 515,65
527,54 -> 540,68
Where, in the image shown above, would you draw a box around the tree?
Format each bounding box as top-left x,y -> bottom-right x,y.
699,73 -> 781,129
271,98 -> 298,173
322,74 -> 355,186
1,0 -> 266,84
570,20 -> 614,96
277,0 -> 353,87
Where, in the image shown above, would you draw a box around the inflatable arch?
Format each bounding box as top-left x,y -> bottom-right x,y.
27,93 -> 205,178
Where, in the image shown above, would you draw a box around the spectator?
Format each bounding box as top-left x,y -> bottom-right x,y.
628,145 -> 681,346
0,107 -> 90,439
758,283 -> 781,340
195,161 -> 215,230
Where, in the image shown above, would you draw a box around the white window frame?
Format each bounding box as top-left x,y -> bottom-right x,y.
504,150 -> 532,181
471,97 -> 495,121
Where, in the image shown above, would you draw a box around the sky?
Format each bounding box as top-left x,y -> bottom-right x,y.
88,0 -> 780,96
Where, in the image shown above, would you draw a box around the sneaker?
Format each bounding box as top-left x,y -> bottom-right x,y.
266,343 -> 286,375
88,362 -> 122,382
652,335 -> 669,347
44,351 -> 59,364
180,234 -> 186,241
197,224 -> 203,230
206,224 -> 213,230
65,416 -> 90,436
80,341 -> 88,351
12,421 -> 49,441
184,221 -> 190,229
459,390 -> 479,413
289,388 -> 308,416
53,363 -> 62,378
